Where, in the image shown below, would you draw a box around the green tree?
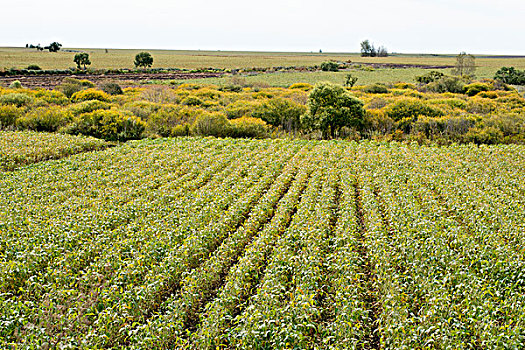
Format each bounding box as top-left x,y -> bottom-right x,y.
452,52 -> 476,77
301,82 -> 365,139
360,40 -> 376,57
74,53 -> 91,70
134,52 -> 153,68
47,42 -> 62,52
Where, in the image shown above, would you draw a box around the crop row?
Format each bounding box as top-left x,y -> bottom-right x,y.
1,138 -> 524,348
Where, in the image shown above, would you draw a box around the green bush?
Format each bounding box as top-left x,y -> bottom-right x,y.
17,107 -> 72,132
27,65 -> 42,70
69,100 -> 112,116
35,90 -> 69,105
464,82 -> 491,97
8,81 -> 23,89
100,82 -> 123,95
0,93 -> 34,107
464,126 -> 504,145
67,110 -> 145,141
252,98 -> 305,131
427,76 -> 465,94
191,112 -> 230,137
71,89 -> 110,102
134,52 -> 153,68
225,100 -> 262,119
181,96 -> 204,106
0,105 -> 22,128
171,124 -> 191,137
320,61 -> 339,72
363,83 -> 389,94
384,98 -> 443,121
416,71 -> 444,84
57,78 -> 96,98
289,83 -> 313,91
494,67 -> 525,85
229,116 -> 268,138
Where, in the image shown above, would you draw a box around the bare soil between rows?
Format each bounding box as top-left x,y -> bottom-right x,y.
0,72 -> 225,89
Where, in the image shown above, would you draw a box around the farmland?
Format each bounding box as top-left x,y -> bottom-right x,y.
0,131 -> 109,170
2,48 -> 525,88
1,136 -> 524,348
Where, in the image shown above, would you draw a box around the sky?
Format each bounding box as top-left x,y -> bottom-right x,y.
2,0 -> 524,54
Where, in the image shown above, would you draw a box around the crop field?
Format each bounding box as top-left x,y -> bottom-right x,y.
0,131 -> 109,170
1,137 -> 524,348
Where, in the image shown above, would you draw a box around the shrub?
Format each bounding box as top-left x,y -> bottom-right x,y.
218,85 -> 243,93
477,91 -> 498,99
8,81 -> 23,89
289,83 -> 313,91
320,61 -> 339,72
302,82 -> 365,138
225,100 -> 262,119
344,74 -> 358,88
17,107 -> 72,132
34,89 -> 69,105
384,98 -> 443,121
394,82 -> 416,90
0,105 -> 22,128
191,112 -> 230,137
171,124 -> 191,137
494,67 -> 525,85
464,126 -> 504,145
363,83 -> 389,94
125,101 -> 162,120
67,110 -> 145,141
464,82 -> 491,97
0,93 -> 34,107
71,89 -> 110,102
181,96 -> 204,106
416,71 -> 444,84
427,76 -> 465,94
27,65 -> 42,70
229,116 -> 269,138
363,109 -> 395,135
100,82 -> 123,95
252,98 -> 305,132
69,100 -> 111,116
57,78 -> 95,98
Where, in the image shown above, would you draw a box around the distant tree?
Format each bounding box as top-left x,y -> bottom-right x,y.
134,52 -> 153,68
377,45 -> 388,57
360,40 -> 374,57
25,44 -> 29,48
301,82 -> 365,138
74,53 -> 91,70
452,52 -> 476,77
47,42 -> 62,52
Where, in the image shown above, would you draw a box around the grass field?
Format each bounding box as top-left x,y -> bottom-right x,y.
1,136 -> 524,348
158,68 -> 448,87
2,47 -> 525,74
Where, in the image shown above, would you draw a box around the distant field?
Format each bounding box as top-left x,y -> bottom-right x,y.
159,68 -> 448,87
2,47 -> 525,74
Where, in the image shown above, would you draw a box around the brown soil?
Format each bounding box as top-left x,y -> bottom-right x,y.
0,72 -> 225,89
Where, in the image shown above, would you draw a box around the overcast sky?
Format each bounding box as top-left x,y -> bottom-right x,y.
3,0 -> 524,54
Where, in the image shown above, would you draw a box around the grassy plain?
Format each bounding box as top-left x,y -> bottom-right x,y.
2,47 -> 525,73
